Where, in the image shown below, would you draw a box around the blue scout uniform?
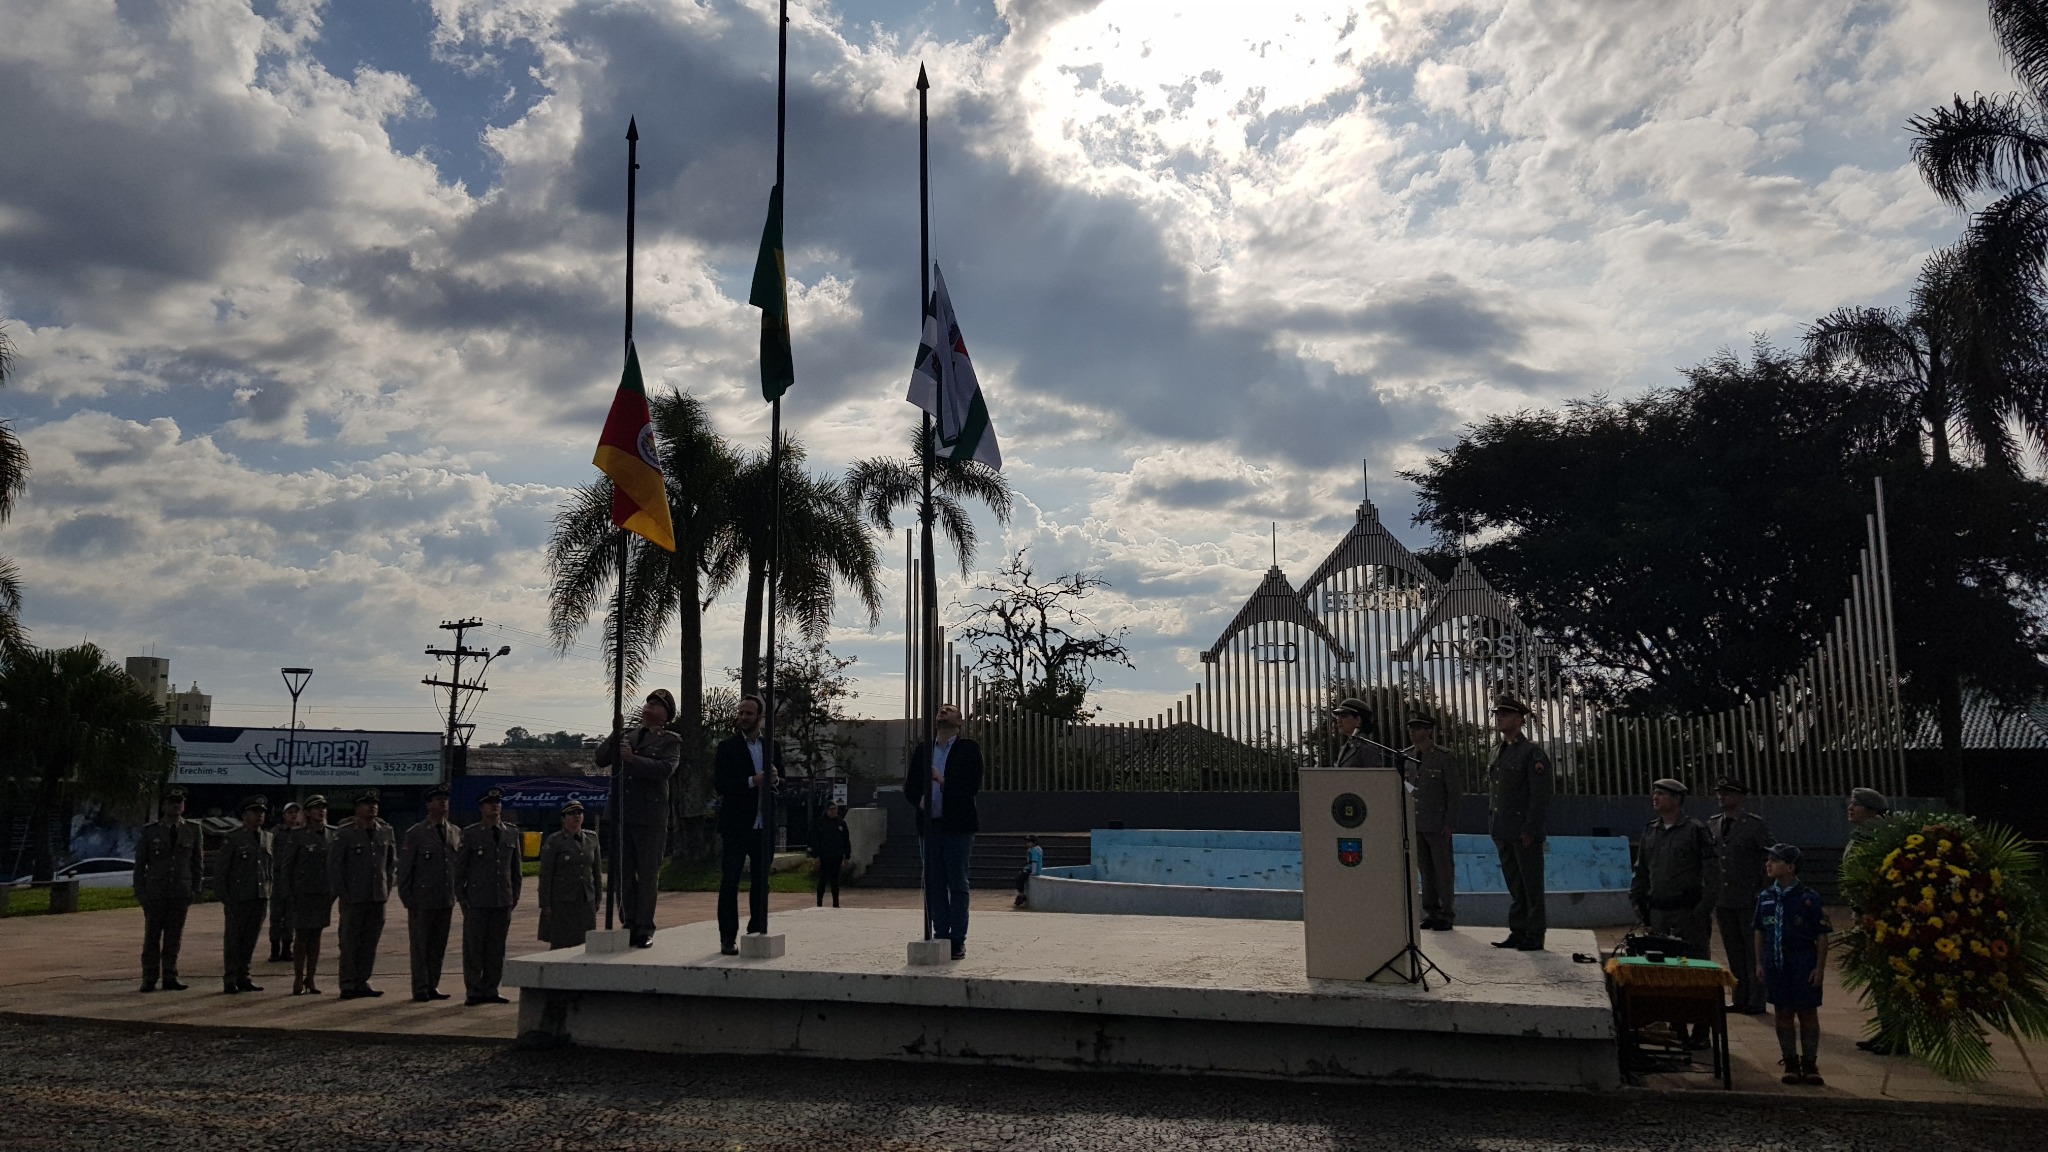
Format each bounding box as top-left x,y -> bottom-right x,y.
1753,879 -> 1830,1011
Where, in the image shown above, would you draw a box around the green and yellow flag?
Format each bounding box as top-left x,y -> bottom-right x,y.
592,341 -> 676,551
748,184 -> 796,402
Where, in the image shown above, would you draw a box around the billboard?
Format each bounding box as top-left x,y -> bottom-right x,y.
169,726 -> 443,788
452,776 -> 611,812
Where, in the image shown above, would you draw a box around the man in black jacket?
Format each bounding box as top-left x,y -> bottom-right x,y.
905,703 -> 983,959
810,803 -> 852,908
595,688 -> 683,948
713,695 -> 783,955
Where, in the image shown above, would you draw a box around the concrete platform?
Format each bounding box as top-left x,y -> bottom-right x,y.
508,907 -> 1620,1090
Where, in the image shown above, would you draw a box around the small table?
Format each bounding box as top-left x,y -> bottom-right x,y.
1605,956 -> 1733,1088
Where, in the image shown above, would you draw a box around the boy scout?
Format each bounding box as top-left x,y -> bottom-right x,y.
1486,696 -> 1551,951
213,795 -> 274,994
277,795 -> 338,995
538,800 -> 602,950
1709,778 -> 1773,1014
134,786 -> 205,992
267,801 -> 303,962
455,787 -> 523,1005
397,784 -> 461,1001
1406,714 -> 1460,930
329,790 -> 397,999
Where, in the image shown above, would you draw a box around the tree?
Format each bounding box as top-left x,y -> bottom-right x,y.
0,644 -> 174,881
492,728 -> 592,749
0,323 -> 27,657
845,422 -> 1014,572
769,639 -> 858,778
955,550 -> 1132,721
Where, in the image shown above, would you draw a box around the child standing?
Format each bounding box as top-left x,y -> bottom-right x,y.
1753,842 -> 1831,1085
1014,836 -> 1044,908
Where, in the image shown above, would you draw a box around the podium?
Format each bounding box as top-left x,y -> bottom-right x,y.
1299,765 -> 1439,984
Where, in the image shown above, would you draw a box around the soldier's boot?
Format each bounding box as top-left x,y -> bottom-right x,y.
161,975 -> 188,991
303,942 -> 322,994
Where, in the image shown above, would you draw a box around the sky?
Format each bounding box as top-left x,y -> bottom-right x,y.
0,0 -> 2016,739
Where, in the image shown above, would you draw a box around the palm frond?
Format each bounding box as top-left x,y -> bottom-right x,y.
544,482 -> 619,652
1993,0 -> 2048,110
1804,306 -> 1922,381
1912,92 -> 2048,206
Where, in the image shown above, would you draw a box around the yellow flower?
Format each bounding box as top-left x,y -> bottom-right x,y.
1935,937 -> 1961,959
1884,848 -> 1902,869
1938,839 -> 1954,853
1923,886 -> 1939,902
1886,869 -> 1902,882
1891,956 -> 1913,975
1907,834 -> 1926,848
1909,947 -> 1923,961
1948,864 -> 1971,879
1993,973 -> 2011,991
1991,869 -> 2004,888
1942,991 -> 1960,1011
1928,917 -> 1945,931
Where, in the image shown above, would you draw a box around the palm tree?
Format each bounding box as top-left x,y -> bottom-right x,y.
1911,2 -> 2048,215
845,422 -> 1014,572
0,323 -> 27,657
729,434 -> 884,698
0,643 -> 174,881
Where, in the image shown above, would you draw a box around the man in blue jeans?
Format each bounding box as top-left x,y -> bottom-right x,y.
904,702 -> 984,959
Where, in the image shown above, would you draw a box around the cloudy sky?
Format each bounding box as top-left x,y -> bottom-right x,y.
0,0 -> 2012,738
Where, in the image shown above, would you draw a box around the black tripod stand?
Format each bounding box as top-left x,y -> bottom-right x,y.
1355,735 -> 1450,989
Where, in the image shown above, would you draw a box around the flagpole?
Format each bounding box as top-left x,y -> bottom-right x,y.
915,63 -> 936,943
606,117 -> 639,935
757,0 -> 790,940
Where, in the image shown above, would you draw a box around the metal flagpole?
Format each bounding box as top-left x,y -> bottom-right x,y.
605,117 -> 639,934
916,62 -> 936,943
758,0 -> 790,938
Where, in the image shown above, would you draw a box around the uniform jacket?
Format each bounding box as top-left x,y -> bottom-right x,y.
713,733 -> 786,838
212,826 -> 273,903
1631,815 -> 1722,917
594,726 -> 683,828
134,817 -> 205,901
539,829 -> 602,912
905,736 -> 984,835
1709,808 -> 1774,910
1486,738 -> 1552,841
276,825 -> 338,899
328,818 -> 398,904
396,819 -> 463,911
1334,734 -> 1389,768
1410,746 -> 1461,836
455,821 -> 524,909
1753,880 -> 1831,969
809,816 -> 853,863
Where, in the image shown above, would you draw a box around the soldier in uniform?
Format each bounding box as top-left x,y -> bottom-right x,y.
1630,779 -> 1721,956
1405,714 -> 1460,931
1331,698 -> 1386,767
277,795 -> 338,995
595,689 -> 683,948
1708,778 -> 1773,1014
213,795 -> 273,994
267,801 -> 303,962
455,787 -> 523,1005
1486,695 -> 1551,951
538,800 -> 602,950
134,786 -> 205,992
397,784 -> 461,1001
328,789 -> 397,999
1846,787 -> 1902,1055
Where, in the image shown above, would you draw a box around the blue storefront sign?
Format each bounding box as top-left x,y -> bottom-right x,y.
453,776 -> 611,812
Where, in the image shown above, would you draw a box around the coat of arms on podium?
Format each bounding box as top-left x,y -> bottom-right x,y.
1336,838 -> 1362,866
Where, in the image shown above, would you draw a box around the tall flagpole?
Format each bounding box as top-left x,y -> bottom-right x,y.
758,0 -> 789,937
606,117 -> 639,933
916,63 -> 936,943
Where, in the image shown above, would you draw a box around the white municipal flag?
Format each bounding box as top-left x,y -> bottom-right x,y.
906,264 -> 1001,469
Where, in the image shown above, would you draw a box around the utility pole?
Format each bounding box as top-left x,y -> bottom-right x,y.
421,618 -> 510,779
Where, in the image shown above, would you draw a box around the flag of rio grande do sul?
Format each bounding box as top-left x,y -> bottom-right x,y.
593,341 -> 676,552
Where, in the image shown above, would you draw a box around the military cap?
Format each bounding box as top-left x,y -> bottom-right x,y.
424,784 -> 452,801
161,785 -> 188,803
1404,712 -> 1438,729
1491,694 -> 1533,715
560,799 -> 585,815
1850,787 -> 1889,814
303,794 -> 328,810
646,687 -> 678,721
1651,778 -> 1688,797
478,787 -> 505,804
240,795 -> 270,813
1332,697 -> 1373,719
1768,843 -> 1802,869
352,789 -> 380,807
1715,777 -> 1749,794
280,800 -> 302,814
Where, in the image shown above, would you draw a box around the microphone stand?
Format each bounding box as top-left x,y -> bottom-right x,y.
1351,733 -> 1449,989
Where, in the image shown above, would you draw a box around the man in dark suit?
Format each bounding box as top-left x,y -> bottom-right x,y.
713,694 -> 783,955
905,702 -> 983,960
595,688 -> 683,948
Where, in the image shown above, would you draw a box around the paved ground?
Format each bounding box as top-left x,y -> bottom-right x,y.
2,1014 -> 2045,1151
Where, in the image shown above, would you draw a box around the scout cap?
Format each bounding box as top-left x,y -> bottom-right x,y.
1492,694 -> 1532,715
352,789 -> 379,807
1652,778 -> 1688,797
1715,777 -> 1749,794
1332,698 -> 1372,719
1850,787 -> 1889,814
479,787 -> 504,804
424,784 -> 451,801
303,795 -> 328,809
560,799 -> 585,815
240,795 -> 270,813
1405,712 -> 1438,729
1768,843 -> 1802,870
646,687 -> 677,721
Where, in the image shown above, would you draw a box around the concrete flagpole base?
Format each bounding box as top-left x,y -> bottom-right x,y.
740,933 -> 787,959
585,929 -> 632,955
906,939 -> 950,965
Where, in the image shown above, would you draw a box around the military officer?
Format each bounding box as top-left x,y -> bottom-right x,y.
277,795 -> 338,995
455,787 -> 523,1005
594,689 -> 683,948
213,795 -> 274,994
1331,698 -> 1387,767
1709,778 -> 1774,1014
328,789 -> 397,999
134,786 -> 205,992
267,801 -> 303,962
397,784 -> 462,1001
1487,695 -> 1552,951
1630,779 -> 1722,957
538,800 -> 602,951
1406,714 -> 1461,931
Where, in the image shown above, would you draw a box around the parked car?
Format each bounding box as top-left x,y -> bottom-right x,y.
8,857 -> 135,889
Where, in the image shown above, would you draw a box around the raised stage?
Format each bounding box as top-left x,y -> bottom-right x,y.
507,908 -> 1620,1090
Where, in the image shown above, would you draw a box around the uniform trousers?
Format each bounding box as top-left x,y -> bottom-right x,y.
1493,837 -> 1547,946
718,830 -> 771,944
1715,906 -> 1763,1010
268,889 -> 292,956
462,905 -> 512,999
1647,905 -> 1712,959
407,906 -> 453,997
620,822 -> 663,934
221,900 -> 268,988
336,901 -> 386,993
140,898 -> 191,983
1416,829 -> 1456,923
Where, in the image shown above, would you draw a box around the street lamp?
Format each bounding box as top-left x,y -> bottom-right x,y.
281,667 -> 312,784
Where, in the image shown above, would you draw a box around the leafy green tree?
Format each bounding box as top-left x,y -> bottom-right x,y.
0,324 -> 27,657
769,639 -> 858,778
955,550 -> 1132,721
0,644 -> 174,881
845,422 -> 1014,572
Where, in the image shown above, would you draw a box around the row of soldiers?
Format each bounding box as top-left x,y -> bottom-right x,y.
131,783 -> 604,1004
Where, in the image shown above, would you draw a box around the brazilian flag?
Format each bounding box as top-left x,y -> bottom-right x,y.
749,184 -> 796,402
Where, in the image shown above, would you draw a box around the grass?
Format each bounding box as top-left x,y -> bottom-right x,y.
659,857 -> 817,893
1,887 -> 152,917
